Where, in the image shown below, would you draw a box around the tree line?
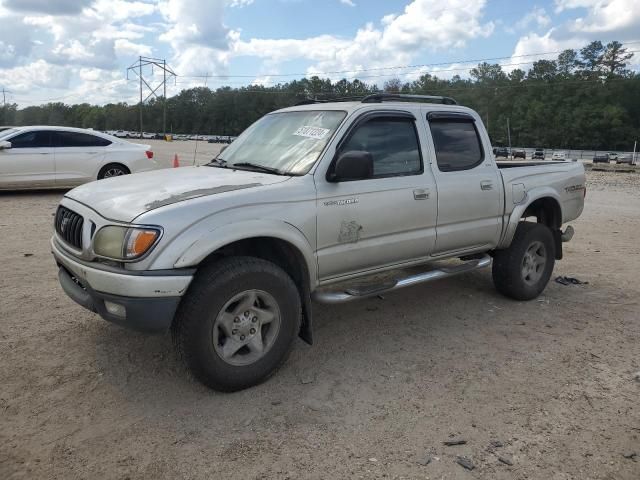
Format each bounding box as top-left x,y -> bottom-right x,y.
1,40 -> 638,150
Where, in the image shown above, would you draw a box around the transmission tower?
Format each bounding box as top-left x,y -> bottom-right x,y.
126,56 -> 176,137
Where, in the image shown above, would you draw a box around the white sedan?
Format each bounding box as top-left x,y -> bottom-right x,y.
0,126 -> 159,190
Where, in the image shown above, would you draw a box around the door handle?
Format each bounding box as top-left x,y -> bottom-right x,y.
480,180 -> 493,191
413,189 -> 430,200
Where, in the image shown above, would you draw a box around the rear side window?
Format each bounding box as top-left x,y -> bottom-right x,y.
8,131 -> 53,148
341,117 -> 422,177
54,131 -> 111,147
429,120 -> 484,172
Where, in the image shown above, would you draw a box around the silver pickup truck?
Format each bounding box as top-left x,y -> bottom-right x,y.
52,94 -> 585,391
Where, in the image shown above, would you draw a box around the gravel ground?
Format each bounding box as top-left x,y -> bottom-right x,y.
1,171 -> 639,479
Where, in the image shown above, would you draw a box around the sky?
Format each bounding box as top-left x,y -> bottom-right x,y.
0,0 -> 638,107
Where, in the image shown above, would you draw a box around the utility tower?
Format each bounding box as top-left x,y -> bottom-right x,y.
126,56 -> 176,137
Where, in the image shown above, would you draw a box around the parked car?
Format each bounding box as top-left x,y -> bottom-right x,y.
616,154 -> 633,165
592,153 -> 610,163
51,94 -> 585,391
513,149 -> 526,159
114,130 -> 128,138
607,152 -> 618,161
493,147 -> 509,158
552,152 -> 567,161
532,148 -> 545,160
0,126 -> 158,189
142,132 -> 155,139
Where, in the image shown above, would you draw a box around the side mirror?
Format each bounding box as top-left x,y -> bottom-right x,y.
0,140 -> 12,150
330,150 -> 373,182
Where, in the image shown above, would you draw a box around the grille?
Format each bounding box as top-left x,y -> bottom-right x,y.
55,206 -> 84,250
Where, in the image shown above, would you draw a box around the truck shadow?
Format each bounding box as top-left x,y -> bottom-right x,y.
90,269 -> 512,411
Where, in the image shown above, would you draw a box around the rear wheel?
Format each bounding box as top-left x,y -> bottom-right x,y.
492,222 -> 555,300
172,256 -> 301,392
98,163 -> 130,180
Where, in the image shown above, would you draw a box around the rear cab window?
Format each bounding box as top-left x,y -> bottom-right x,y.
427,112 -> 484,172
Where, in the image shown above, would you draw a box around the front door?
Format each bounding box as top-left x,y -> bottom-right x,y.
315,112 -> 438,280
425,111 -> 502,254
0,130 -> 55,188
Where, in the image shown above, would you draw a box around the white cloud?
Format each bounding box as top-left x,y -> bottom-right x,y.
510,0 -> 640,72
114,38 -> 153,57
0,59 -> 72,92
507,6 -> 551,33
340,0 -> 356,6
233,0 -> 494,81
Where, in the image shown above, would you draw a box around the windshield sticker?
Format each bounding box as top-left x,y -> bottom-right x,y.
293,126 -> 330,139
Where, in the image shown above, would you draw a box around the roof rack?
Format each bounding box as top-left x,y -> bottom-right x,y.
361,93 -> 457,105
294,96 -> 367,106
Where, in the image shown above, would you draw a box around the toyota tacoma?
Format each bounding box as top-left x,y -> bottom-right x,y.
52,94 -> 585,391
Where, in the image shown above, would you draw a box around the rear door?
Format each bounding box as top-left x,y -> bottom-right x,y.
425,111 -> 502,255
52,131 -> 110,186
0,130 -> 55,188
315,110 -> 438,280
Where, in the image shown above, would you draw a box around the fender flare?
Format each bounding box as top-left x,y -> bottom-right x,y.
173,219 -> 317,286
497,187 -> 563,249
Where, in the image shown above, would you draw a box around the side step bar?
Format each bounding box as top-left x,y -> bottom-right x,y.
312,254 -> 492,304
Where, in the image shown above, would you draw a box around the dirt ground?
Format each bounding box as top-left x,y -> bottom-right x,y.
1,170 -> 639,480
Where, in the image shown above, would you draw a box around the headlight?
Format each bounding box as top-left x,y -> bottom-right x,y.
93,226 -> 161,260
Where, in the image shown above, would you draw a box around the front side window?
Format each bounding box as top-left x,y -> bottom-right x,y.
340,117 -> 422,177
54,131 -> 112,147
8,131 -> 53,148
429,120 -> 484,172
218,110 -> 346,175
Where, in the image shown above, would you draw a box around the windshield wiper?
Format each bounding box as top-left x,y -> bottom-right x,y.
231,162 -> 287,175
205,157 -> 229,168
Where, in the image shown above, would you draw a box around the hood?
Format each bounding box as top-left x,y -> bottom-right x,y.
66,166 -> 289,222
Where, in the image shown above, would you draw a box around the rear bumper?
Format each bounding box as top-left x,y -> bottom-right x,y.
52,238 -> 192,333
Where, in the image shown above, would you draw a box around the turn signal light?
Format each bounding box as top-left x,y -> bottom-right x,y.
145,150 -> 154,159
126,229 -> 159,258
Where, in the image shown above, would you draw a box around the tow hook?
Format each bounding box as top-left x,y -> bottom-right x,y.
561,225 -> 574,243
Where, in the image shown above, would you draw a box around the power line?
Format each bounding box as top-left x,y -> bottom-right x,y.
177,41 -> 640,79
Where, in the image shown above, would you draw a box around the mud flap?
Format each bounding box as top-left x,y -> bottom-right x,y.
553,229 -> 563,260
299,289 -> 313,345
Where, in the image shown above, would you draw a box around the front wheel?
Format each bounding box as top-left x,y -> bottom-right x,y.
172,256 -> 301,392
492,222 -> 556,300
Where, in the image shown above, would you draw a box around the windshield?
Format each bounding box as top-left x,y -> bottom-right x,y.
0,128 -> 19,139
217,110 -> 346,175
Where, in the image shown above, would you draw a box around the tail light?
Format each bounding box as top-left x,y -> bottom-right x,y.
145,150 -> 154,159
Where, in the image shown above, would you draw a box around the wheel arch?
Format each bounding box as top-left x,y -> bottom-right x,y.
174,221 -> 316,344
498,188 -> 563,251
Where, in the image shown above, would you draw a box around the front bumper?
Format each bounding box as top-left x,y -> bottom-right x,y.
52,238 -> 193,333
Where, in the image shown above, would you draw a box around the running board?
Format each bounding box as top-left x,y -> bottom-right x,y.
312,254 -> 492,304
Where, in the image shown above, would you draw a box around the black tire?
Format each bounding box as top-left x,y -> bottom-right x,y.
97,163 -> 130,180
492,222 -> 556,301
172,256 -> 301,392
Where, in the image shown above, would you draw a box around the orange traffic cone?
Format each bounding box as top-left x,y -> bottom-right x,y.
173,154 -> 180,168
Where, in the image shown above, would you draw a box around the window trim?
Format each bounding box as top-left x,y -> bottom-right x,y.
427,112 -> 485,173
326,110 -> 424,182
